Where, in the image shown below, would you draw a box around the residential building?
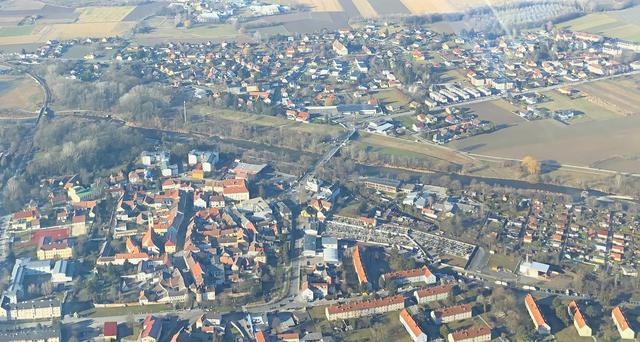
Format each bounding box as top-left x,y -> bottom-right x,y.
103,321 -> 118,341
352,245 -> 368,285
0,326 -> 61,342
325,295 -> 405,320
399,309 -> 428,342
37,238 -> 73,260
431,304 -> 472,324
4,299 -> 62,320
363,177 -> 402,194
568,301 -> 591,337
140,315 -> 162,342
524,294 -> 551,335
612,306 -> 635,340
448,326 -> 492,342
414,284 -> 453,304
188,150 -> 219,172
381,266 -> 436,285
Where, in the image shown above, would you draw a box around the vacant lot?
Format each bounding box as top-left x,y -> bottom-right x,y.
560,5 -> 640,42
76,6 -> 135,23
465,99 -> 523,126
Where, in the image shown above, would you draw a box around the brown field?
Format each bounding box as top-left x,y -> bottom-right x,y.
351,0 -> 378,17
76,6 -> 135,23
273,0 -> 343,12
464,99 -> 524,125
450,113 -> 640,173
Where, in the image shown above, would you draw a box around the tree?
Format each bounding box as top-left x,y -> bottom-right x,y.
521,155 -> 541,176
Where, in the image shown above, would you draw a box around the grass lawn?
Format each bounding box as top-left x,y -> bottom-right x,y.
358,132 -> 470,165
76,6 -> 136,23
336,202 -> 363,217
559,6 -> 640,42
395,115 -> 416,129
373,88 -> 412,111
539,91 -> 620,122
487,253 -> 519,272
555,326 -> 592,342
135,16 -> 246,41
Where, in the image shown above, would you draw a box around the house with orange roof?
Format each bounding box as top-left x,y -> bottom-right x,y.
352,245 -> 368,285
399,309 -> 427,342
612,306 -> 635,339
142,226 -> 160,254
568,301 -> 592,337
524,294 -> 550,335
325,295 -> 405,320
414,284 -> 453,304
431,304 -> 472,324
381,266 -> 436,286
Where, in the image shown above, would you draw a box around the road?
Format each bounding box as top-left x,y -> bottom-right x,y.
245,126 -> 357,314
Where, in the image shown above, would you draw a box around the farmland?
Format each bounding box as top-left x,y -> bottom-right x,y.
75,6 -> 135,23
133,16 -> 248,44
559,5 -> 640,42
449,105 -> 640,173
0,3 -> 154,46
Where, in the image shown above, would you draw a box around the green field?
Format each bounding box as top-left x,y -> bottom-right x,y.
539,91 -> 621,123
193,106 -> 343,136
134,16 -> 245,42
560,6 -> 640,42
0,25 -> 35,37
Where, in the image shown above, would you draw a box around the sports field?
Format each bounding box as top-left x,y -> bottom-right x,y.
559,5 -> 640,42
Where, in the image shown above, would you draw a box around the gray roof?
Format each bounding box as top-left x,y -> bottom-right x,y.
0,326 -> 60,341
10,298 -> 61,310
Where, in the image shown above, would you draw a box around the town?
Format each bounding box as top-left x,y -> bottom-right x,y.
0,133 -> 638,341
0,2 -> 640,342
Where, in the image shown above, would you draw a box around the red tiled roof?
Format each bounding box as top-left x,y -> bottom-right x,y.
326,295 -> 404,315
415,284 -> 453,298
525,294 -> 548,327
450,326 -> 491,341
103,322 -> 117,337
383,266 -> 432,281
434,304 -> 472,318
613,306 -> 630,331
352,245 -> 368,284
399,309 -> 423,337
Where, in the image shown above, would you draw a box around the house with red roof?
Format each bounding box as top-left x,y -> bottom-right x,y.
103,321 -> 118,341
